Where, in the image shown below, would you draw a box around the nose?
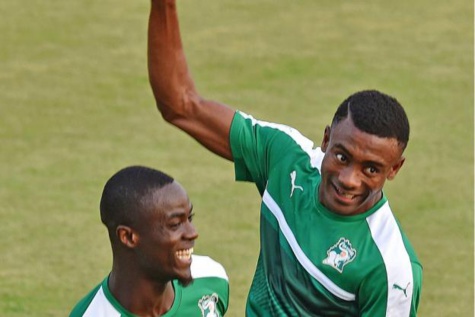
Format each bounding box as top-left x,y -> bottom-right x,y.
338,165 -> 361,189
185,222 -> 199,241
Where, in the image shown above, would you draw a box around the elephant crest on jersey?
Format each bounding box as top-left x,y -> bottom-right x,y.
322,237 -> 357,273
198,293 -> 220,317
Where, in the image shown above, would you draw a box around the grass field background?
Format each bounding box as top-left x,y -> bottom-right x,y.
1,0 -> 473,316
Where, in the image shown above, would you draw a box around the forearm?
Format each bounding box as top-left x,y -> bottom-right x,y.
148,0 -> 195,121
147,0 -> 234,160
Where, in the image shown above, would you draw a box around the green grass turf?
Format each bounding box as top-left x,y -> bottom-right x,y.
0,0 -> 473,316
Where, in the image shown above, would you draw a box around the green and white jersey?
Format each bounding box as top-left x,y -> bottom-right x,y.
69,255 -> 229,317
230,111 -> 422,317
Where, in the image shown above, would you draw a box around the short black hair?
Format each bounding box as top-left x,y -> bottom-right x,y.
331,90 -> 410,150
100,165 -> 174,232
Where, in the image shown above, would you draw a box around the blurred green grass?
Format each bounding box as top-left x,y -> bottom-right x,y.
0,0 -> 473,316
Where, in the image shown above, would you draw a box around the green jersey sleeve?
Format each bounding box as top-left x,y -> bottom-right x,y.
230,111 -> 315,195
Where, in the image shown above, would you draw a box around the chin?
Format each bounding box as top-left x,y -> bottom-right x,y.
177,276 -> 193,287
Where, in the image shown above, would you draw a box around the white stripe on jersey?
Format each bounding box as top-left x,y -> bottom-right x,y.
366,202 -> 413,317
240,111 -> 352,300
263,190 -> 356,301
82,287 -> 120,317
191,255 -> 229,281
237,111 -> 325,171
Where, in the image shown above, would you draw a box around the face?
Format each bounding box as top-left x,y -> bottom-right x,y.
132,181 -> 198,286
319,117 -> 405,216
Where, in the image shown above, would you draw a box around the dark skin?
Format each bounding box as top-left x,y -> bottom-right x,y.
320,117 -> 405,215
148,0 -> 235,160
107,181 -> 198,317
147,0 -> 405,216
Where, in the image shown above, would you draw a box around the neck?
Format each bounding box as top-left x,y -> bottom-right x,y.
108,266 -> 175,317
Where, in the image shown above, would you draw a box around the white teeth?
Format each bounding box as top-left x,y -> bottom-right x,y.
336,187 -> 354,199
176,248 -> 194,260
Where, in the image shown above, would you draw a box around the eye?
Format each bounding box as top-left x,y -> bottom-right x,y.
169,221 -> 181,229
188,213 -> 195,222
364,166 -> 379,175
336,153 -> 347,163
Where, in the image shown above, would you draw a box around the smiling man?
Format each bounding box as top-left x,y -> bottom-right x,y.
146,1 -> 422,316
69,166 -> 229,317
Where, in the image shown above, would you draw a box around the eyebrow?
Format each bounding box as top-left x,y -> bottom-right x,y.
167,204 -> 194,219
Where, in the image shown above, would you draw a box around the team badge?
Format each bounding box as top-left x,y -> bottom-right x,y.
322,237 -> 357,273
198,293 -> 220,317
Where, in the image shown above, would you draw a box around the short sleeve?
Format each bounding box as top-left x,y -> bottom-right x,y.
230,111 -> 313,195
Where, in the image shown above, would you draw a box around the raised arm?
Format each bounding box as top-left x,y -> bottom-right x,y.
148,0 -> 235,160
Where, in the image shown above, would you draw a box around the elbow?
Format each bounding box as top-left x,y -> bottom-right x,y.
149,71 -> 200,126
155,90 -> 200,126
156,100 -> 181,125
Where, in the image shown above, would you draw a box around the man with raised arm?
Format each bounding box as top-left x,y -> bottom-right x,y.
147,1 -> 422,316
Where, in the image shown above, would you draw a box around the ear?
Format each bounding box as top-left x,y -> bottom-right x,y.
321,126 -> 331,152
116,225 -> 139,248
387,156 -> 405,181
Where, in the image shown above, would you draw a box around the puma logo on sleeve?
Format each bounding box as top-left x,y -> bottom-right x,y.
290,170 -> 304,197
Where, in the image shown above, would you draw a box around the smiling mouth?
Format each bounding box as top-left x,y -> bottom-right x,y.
334,184 -> 357,200
176,247 -> 194,261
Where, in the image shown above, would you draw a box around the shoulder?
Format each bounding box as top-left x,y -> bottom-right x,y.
233,111 -> 317,155
69,281 -> 108,317
191,255 -> 228,281
234,111 -> 308,140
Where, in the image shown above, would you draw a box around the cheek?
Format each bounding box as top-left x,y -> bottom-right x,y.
321,158 -> 338,178
367,177 -> 386,192
159,232 -> 182,249
320,157 -> 331,173
144,233 -> 174,254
